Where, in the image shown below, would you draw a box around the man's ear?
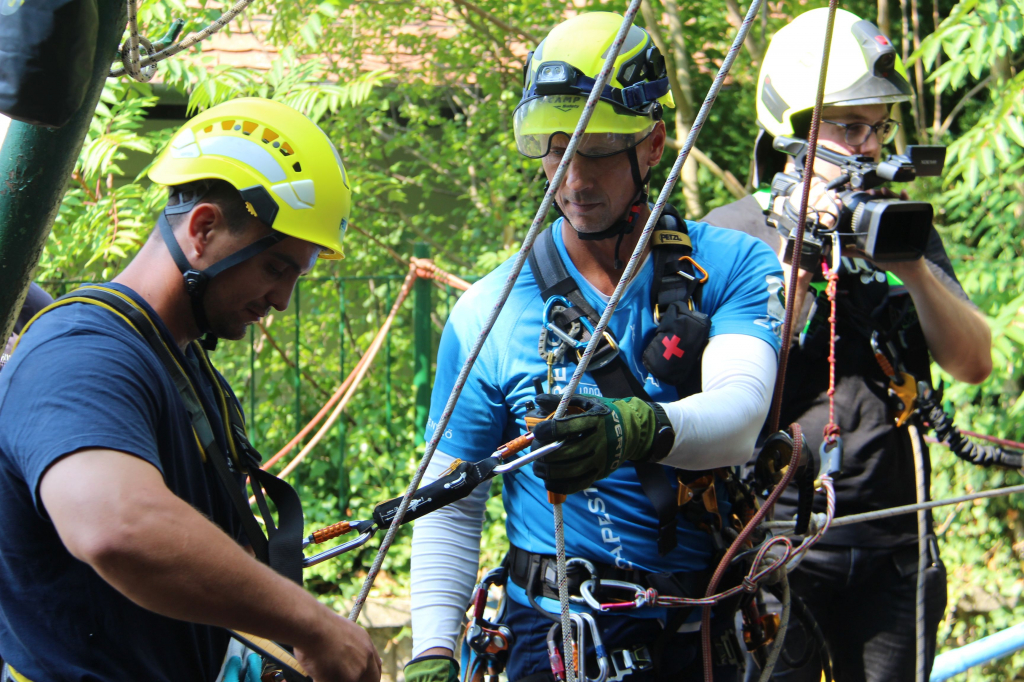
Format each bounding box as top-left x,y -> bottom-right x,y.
646,120 -> 667,168
184,203 -> 223,262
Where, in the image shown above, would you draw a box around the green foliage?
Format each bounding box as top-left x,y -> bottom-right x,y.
35,1 -> 1024,673
39,82 -> 169,282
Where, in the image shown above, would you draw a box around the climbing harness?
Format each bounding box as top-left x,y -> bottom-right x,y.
16,285 -> 312,681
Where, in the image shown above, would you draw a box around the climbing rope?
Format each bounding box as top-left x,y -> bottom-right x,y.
346,4 -> 643,640
113,0 -> 256,80
768,0 -> 841,435
762,482 -> 1024,530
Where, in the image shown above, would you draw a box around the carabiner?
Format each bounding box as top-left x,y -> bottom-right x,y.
543,296 -> 587,350
567,557 -> 599,605
579,579 -> 648,612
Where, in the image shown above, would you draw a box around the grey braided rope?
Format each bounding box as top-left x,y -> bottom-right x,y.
124,0 -> 143,81
910,422 -> 928,682
347,2 -> 646,638
111,0 -> 256,78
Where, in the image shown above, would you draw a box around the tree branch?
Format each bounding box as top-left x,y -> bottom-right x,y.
938,75 -> 993,138
665,138 -> 747,200
450,0 -> 537,44
723,0 -> 763,61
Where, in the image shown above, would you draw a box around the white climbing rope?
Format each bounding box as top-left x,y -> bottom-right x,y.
113,0 -> 256,80
346,6 -> 646,652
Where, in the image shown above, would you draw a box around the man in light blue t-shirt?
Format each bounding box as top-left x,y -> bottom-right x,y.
406,13 -> 785,682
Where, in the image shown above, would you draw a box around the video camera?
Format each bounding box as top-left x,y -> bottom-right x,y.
766,136 -> 946,267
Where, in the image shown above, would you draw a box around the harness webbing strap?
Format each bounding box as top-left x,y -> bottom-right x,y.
41,287 -> 304,585
527,220 -> 696,555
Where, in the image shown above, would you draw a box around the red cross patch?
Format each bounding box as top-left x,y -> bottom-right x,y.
662,335 -> 685,361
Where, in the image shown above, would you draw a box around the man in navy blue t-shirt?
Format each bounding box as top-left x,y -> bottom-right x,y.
0,99 -> 381,681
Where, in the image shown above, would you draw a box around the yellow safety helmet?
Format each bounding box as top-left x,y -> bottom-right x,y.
149,97 -> 351,259
513,12 -> 675,159
148,98 -> 352,340
756,8 -> 912,138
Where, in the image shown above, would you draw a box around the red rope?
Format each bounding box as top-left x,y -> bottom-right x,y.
824,263 -> 841,443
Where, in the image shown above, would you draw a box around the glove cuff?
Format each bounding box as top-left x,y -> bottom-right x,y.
641,402 -> 675,463
405,656 -> 460,682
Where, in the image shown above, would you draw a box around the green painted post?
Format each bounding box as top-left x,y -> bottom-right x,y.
0,0 -> 129,342
413,243 -> 431,445
249,324 -> 257,448
384,279 -> 392,437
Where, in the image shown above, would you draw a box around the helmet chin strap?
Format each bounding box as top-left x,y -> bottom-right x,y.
158,187 -> 285,349
549,147 -> 651,269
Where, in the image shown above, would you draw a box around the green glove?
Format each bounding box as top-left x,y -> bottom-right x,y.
405,656 -> 460,682
531,393 -> 665,495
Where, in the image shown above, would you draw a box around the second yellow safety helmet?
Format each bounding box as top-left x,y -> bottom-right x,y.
149,97 -> 351,259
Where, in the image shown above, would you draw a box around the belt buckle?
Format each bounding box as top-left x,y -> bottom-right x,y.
608,645 -> 653,681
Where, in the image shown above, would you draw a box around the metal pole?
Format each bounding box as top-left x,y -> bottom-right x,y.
413,243 -> 431,445
0,0 -> 129,342
249,323 -> 257,447
338,279 -> 349,512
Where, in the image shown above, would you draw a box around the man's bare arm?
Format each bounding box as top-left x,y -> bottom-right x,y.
40,448 -> 381,682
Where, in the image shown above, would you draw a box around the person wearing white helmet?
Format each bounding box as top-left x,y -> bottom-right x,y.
406,12 -> 787,682
703,8 -> 992,681
0,99 -> 381,682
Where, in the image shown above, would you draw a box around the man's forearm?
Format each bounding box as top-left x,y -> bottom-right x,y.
896,259 -> 992,384
88,487 -> 336,648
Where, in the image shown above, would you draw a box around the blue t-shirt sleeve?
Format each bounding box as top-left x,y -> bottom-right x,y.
693,222 -> 786,353
0,332 -> 165,515
425,291 -> 509,463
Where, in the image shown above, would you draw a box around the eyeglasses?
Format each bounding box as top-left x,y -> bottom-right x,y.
821,118 -> 900,146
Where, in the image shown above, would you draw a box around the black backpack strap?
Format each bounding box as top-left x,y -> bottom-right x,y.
64,287 -> 303,585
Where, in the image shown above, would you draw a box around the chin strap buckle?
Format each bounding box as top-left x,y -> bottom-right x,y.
183,269 -> 208,298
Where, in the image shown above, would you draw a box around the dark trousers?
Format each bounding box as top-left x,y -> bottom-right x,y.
504,597 -> 740,682
754,544 -> 947,682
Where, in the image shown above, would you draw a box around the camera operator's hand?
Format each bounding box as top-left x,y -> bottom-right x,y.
773,173 -> 842,230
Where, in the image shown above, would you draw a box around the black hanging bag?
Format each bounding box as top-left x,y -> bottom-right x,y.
0,0 -> 99,127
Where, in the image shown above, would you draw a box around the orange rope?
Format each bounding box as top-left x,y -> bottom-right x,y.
411,256 -> 471,291
260,266 -> 416,472
823,264 -> 841,443
274,267 -> 419,479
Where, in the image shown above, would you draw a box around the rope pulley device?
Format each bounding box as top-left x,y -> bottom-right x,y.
463,567 -> 516,682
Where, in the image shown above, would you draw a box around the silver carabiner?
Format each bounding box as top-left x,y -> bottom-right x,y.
566,558 -> 599,605
575,612 -> 610,682
578,579 -> 648,612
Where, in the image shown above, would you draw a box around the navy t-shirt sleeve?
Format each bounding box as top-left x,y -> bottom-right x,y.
1,332 -> 165,515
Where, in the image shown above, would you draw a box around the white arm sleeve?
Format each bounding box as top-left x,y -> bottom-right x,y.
660,333 -> 777,470
410,450 -> 489,657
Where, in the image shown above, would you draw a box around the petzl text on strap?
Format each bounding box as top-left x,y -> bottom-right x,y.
56,286 -> 304,585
